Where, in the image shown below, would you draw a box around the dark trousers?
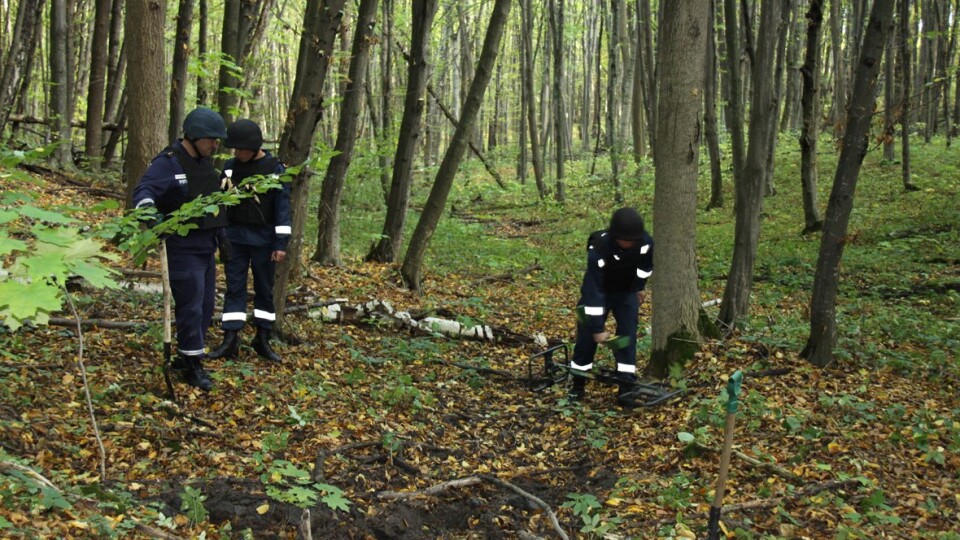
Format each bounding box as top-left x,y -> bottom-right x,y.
221,243 -> 276,331
167,250 -> 216,356
571,291 -> 639,379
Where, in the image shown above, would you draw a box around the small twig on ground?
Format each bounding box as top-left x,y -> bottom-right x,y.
312,441 -> 381,482
477,474 -> 569,540
297,508 -> 312,540
476,263 -> 543,283
692,442 -> 804,483
63,286 -> 107,481
376,476 -> 483,500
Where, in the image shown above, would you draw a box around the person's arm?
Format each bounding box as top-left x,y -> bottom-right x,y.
634,233 -> 654,301
579,248 -> 607,338
271,162 -> 292,262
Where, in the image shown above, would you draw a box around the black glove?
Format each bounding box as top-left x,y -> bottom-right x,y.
218,234 -> 233,263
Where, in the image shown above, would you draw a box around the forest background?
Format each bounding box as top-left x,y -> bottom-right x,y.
0,0 -> 959,538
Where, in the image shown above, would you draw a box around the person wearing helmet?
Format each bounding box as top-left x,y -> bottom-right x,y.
570,207 -> 654,408
132,106 -> 229,391
208,119 -> 291,363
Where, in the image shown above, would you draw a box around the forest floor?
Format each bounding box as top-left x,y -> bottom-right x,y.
1,143 -> 960,539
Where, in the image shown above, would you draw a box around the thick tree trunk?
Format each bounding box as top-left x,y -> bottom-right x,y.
520,0 -> 547,198
647,0 -> 708,378
0,0 -> 45,136
802,0 -> 895,368
273,0 -> 346,331
365,0 -> 439,263
722,0 -> 746,192
313,0 -> 379,266
705,0 -> 724,211
123,0 -> 167,207
718,0 -> 782,331
168,0 -> 194,145
49,0 -> 74,170
84,0 -> 111,170
400,0 -> 510,292
799,0 -> 825,235
217,0 -> 241,122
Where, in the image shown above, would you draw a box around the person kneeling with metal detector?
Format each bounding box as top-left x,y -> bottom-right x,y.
208,119 -> 291,363
570,207 -> 654,408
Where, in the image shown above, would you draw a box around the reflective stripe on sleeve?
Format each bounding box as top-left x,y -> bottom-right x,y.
583,306 -> 604,316
275,225 -> 292,235
637,268 -> 652,279
135,199 -> 155,208
597,259 -> 606,268
640,244 -> 650,254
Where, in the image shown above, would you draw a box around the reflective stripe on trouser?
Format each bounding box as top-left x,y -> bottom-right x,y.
221,243 -> 277,330
571,291 -> 639,380
167,250 -> 217,355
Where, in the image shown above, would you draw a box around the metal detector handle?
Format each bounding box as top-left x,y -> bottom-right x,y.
726,370 -> 743,413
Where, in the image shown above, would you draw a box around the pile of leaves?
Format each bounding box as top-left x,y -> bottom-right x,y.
2,153 -> 960,539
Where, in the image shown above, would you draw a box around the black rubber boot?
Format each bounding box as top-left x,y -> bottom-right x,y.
568,375 -> 587,402
617,383 -> 641,409
183,355 -> 213,391
171,353 -> 188,371
208,330 -> 239,359
252,327 -> 281,362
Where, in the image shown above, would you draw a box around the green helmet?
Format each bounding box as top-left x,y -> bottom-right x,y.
182,107 -> 227,140
608,207 -> 645,241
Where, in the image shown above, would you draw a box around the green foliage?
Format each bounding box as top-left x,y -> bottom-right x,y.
561,492 -> 622,537
179,485 -> 209,525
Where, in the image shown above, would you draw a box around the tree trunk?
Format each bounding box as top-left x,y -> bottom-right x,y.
647,0 -> 709,378
400,0 -> 510,292
49,0 -> 74,170
829,0 -> 847,138
378,0 -> 394,203
764,1 -> 791,196
802,0 -> 896,367
104,0 -> 124,124
800,0 -> 825,235
168,0 -> 194,145
718,0 -> 782,331
548,0 -> 566,202
0,0 -> 45,136
606,0 -> 623,204
273,0 -> 346,332
883,28 -> 896,161
84,0 -> 111,169
365,0 -> 439,263
705,0 -> 723,211
520,0 -> 547,198
640,0 -> 657,151
630,0 -> 646,163
313,0 -> 379,266
123,0 -> 167,207
196,0 -> 207,104
780,1 -> 803,132
581,1 -> 598,153
899,0 -> 915,190
722,0 -> 746,193
218,0 -> 241,122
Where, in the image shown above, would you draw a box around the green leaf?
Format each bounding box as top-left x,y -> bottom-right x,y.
0,280 -> 62,330
320,490 -> 351,512
0,514 -> 12,528
0,235 -> 27,257
66,259 -> 119,290
19,205 -> 76,224
0,209 -> 19,224
39,486 -> 72,510
677,432 -> 695,443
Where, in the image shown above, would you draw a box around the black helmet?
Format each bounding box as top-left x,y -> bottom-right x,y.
224,119 -> 264,150
182,107 -> 227,140
608,207 -> 645,241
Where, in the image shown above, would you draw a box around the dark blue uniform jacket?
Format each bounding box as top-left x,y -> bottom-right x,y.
222,151 -> 291,251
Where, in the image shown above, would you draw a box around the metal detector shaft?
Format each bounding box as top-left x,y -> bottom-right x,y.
159,240 -> 177,400
707,370 -> 743,540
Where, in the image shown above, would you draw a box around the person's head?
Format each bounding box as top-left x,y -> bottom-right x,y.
182,107 -> 227,158
608,207 -> 645,248
224,119 -> 264,163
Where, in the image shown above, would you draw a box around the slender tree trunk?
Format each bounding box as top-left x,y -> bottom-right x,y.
313,0 -> 379,266
640,0 -> 657,151
549,0 -> 566,202
648,0 -> 709,378
705,0 -> 724,211
84,0 -> 111,169
0,0 -> 45,136
723,0 -> 746,192
718,0 -> 782,331
630,0 -> 646,163
197,0 -> 207,105
218,0 -> 241,122
582,1 -> 598,153
883,27 -> 896,161
273,0 -> 346,333
103,0 -> 124,124
802,0 -> 896,367
521,0 -> 546,198
378,0 -> 394,202
169,0 -> 194,144
899,0 -> 915,190
366,0 -> 439,263
829,0 -> 847,138
780,1 -> 803,132
800,0 -> 824,234
49,0 -> 74,169
400,0 -> 510,291
764,1 -> 791,196
123,0 -> 167,206
606,0 -> 623,203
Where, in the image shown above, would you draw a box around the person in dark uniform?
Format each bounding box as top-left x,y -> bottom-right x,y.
208,119 -> 291,362
133,107 -> 229,391
570,207 -> 654,408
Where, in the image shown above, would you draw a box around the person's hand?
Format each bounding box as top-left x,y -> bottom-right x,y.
592,331 -> 610,344
271,250 -> 286,262
637,291 -> 647,304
